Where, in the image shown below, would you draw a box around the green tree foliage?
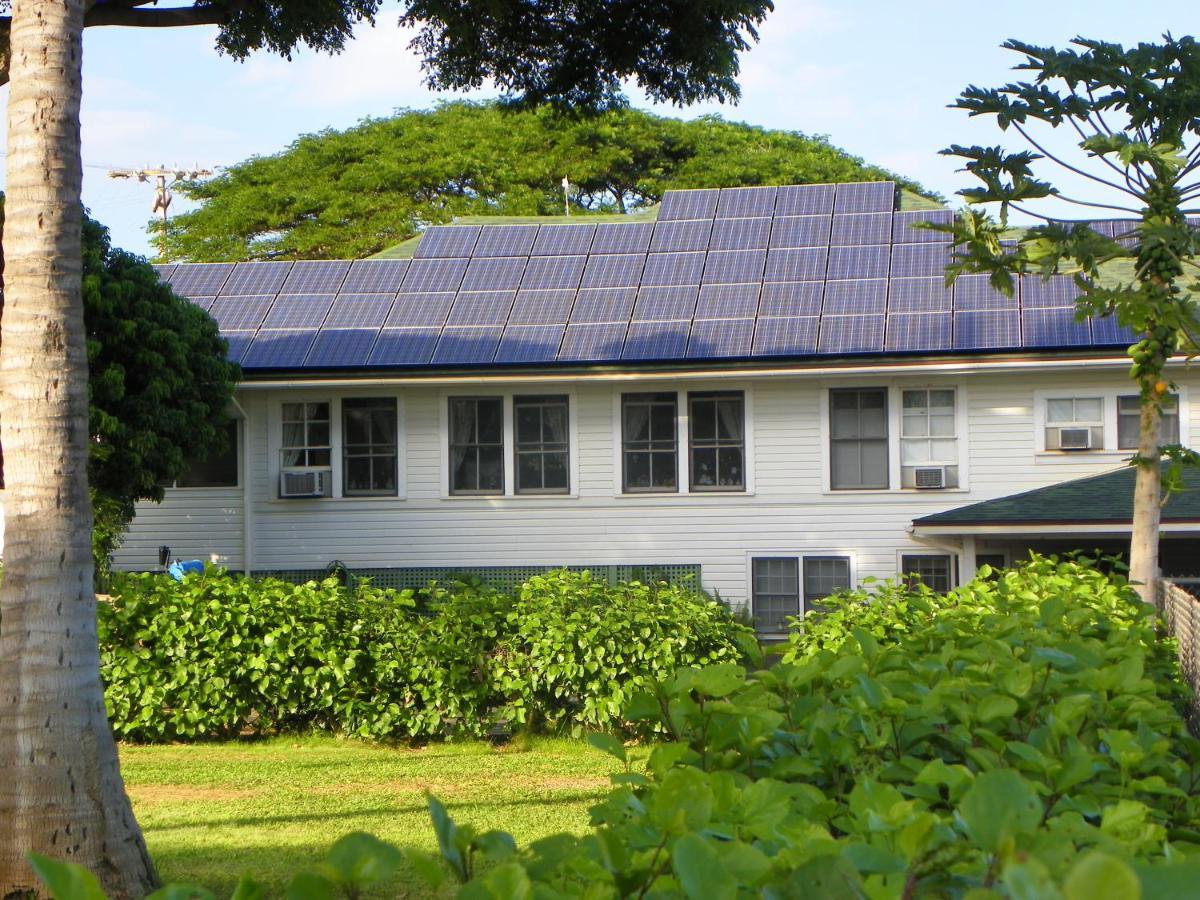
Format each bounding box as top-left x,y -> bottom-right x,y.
164,103 -> 930,261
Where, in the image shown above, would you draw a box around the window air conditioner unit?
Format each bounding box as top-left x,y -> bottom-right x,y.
913,466 -> 946,489
1058,427 -> 1093,451
280,467 -> 332,498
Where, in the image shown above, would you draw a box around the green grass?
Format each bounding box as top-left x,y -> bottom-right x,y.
121,736 -> 623,897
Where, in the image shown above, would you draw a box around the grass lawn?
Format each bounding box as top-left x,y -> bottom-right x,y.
120,736 -> 623,897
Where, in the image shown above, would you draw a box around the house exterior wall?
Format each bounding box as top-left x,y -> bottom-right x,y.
105,360 -> 1200,611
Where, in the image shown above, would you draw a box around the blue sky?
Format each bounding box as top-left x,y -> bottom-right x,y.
1,1 -> 1194,257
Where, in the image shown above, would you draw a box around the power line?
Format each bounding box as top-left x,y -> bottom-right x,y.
107,166 -> 213,262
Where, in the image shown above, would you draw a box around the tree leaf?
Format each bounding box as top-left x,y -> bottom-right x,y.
672,834 -> 736,900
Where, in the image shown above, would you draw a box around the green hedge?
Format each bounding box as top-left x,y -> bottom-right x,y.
98,568 -> 751,742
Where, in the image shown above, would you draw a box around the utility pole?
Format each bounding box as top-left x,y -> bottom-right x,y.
107,166 -> 213,262
562,176 -> 570,216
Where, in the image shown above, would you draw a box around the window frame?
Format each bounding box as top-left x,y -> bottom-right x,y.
281,400 -> 333,470
1033,388 -> 1191,459
828,386 -> 890,490
687,391 -> 746,492
513,394 -> 571,495
1117,392 -> 1180,450
899,553 -> 955,593
746,551 -> 856,636
447,395 -> 507,496
621,391 -> 680,494
899,387 -> 960,488
342,397 -> 400,497
750,556 -> 800,636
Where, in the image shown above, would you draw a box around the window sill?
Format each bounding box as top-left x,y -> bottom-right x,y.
821,487 -> 971,496
438,493 -> 580,501
1034,450 -> 1132,465
612,490 -> 757,499
267,495 -> 407,504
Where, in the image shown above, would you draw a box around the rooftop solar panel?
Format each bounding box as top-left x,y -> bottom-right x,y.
432,326 -> 504,364
1084,220 -> 1117,239
208,294 -> 275,331
768,215 -> 831,249
520,255 -> 586,290
888,278 -> 952,313
385,292 -> 456,328
153,264 -> 176,283
623,321 -> 691,360
890,243 -> 951,279
641,252 -> 706,287
590,221 -> 654,254
658,188 -> 720,221
702,250 -> 766,285
401,258 -> 469,293
368,327 -> 441,366
323,293 -> 395,329
752,316 -> 820,357
188,296 -> 216,312
221,331 -> 255,365
305,328 -> 382,368
340,259 -> 410,293
830,213 -> 893,246
1022,307 -> 1092,347
774,184 -> 835,216
833,181 -> 895,214
1113,220 -> 1141,249
473,224 -> 539,258
220,262 -> 293,296
633,285 -> 699,322
580,254 -> 646,289
953,274 -> 1016,311
531,223 -> 595,256
758,282 -> 824,317
708,216 -> 772,251
764,247 -> 828,282
695,283 -> 760,320
415,226 -> 480,258
279,260 -> 351,294
241,329 -> 319,369
445,291 -> 517,327
953,310 -> 1020,350
885,313 -> 952,352
558,322 -> 627,362
169,263 -> 234,297
508,289 -> 577,325
818,315 -> 886,354
1021,275 -> 1078,309
892,209 -> 954,244
822,280 -> 888,315
826,245 -> 890,280
261,293 -> 335,329
688,318 -> 754,358
494,325 -> 567,364
650,219 -> 713,253
460,256 -> 527,292
570,287 -> 637,323
716,186 -> 777,218
1091,314 -> 1138,346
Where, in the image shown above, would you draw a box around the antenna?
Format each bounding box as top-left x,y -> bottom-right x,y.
562,176 -> 570,217
107,165 -> 213,262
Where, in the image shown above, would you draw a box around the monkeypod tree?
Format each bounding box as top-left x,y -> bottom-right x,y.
937,35 -> 1200,604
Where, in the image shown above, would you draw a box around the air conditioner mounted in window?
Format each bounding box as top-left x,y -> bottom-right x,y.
913,466 -> 946,489
1058,427 -> 1093,451
280,467 -> 332,498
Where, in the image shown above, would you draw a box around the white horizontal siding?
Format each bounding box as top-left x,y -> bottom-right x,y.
112,488 -> 244,571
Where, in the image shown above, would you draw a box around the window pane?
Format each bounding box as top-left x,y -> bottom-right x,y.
308,448 -> 331,467
478,446 -> 503,490
625,452 -> 651,488
543,404 -> 568,443
860,440 -> 888,487
543,453 -> 569,489
344,408 -> 370,445
691,399 -> 716,440
282,422 -> 305,448
449,399 -> 476,443
902,555 -> 952,592
307,402 -> 328,420
803,556 -> 850,603
718,447 -> 743,487
901,440 -> 929,464
902,413 -> 927,437
1075,398 -> 1103,422
752,558 -> 799,633
177,421 -> 239,487
929,413 -> 955,436
902,390 -> 927,410
716,398 -> 743,440
373,457 -> 397,492
651,402 -> 677,441
624,404 -> 650,442
692,448 -> 717,486
345,457 -> 372,493
929,389 -> 955,409
1046,399 -> 1074,423
451,447 -> 476,492
516,405 -> 541,444
282,402 -> 304,421
308,422 -> 330,447
651,453 -> 677,488
478,398 -> 504,442
517,453 -> 542,491
831,442 -> 861,489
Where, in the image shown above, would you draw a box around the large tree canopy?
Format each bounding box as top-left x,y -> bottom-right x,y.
166,103 -> 932,261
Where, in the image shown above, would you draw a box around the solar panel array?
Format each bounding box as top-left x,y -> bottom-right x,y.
162,181 -> 1140,370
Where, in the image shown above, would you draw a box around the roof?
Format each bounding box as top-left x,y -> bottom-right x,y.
913,465 -> 1200,528
156,180 -> 1140,374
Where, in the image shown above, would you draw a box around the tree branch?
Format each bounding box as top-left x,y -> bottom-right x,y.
83,4 -> 226,28
1012,121 -> 1143,198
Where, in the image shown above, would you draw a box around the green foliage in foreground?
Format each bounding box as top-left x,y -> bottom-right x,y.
99,568 -> 750,742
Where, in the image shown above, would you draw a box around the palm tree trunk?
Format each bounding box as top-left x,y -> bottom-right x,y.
1128,397 -> 1163,607
0,1 -> 157,895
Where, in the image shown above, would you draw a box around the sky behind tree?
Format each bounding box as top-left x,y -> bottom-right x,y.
0,0 -> 1193,257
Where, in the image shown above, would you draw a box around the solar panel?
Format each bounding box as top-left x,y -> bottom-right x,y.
1091,314 -> 1138,346
220,262 -> 293,296
208,295 -> 275,331
885,313 -> 952,352
658,188 -> 720,221
241,329 -> 319,369
695,283 -> 760,319
830,213 -> 893,246
520,255 -> 586,290
400,258 -> 469,293
764,247 -> 828,282
716,186 -> 777,218
702,250 -> 766,285
708,217 -> 772,251
818,315 -> 886,354
892,209 -> 954,244
774,184 -> 836,216
323,293 -> 395,329
752,316 -> 820,357
189,296 -> 215,312
169,263 -> 234,297
1112,219 -> 1140,249
261,293 -> 335,329
385,292 -> 456,328
221,332 -> 255,365
633,286 -> 699,321
590,222 -> 654,254
368,327 -> 442,366
279,260 -> 351,294
823,279 -> 888,315
833,181 -> 894,214
305,328 -> 382,368
758,282 -> 823,317
153,264 -> 176,283
1022,307 -> 1092,347
445,291 -> 517,327
688,318 -> 754,358
570,288 -> 637,323
650,219 -> 713,253
890,243 -> 951,279
473,225 -> 539,258
623,321 -> 691,360
508,289 -> 577,325
769,215 -> 831,249
494,325 -> 567,363
953,310 -> 1020,350
531,223 -> 595,256
460,256 -> 527,292
641,252 -> 706,287
580,254 -> 646,289
414,226 -> 480,258
888,278 -> 952,313
340,259 -> 410,293
558,322 -> 627,362
826,245 -> 890,280
954,275 -> 1016,311
432,326 -> 504,364
1021,275 -> 1078,309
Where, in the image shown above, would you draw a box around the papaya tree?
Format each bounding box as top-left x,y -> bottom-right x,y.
937,35 -> 1200,604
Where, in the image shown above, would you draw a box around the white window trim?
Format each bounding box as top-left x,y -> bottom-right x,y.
819,381 -> 969,493
268,391 -> 406,502
896,550 -> 958,590
439,388 -> 579,500
1033,387 -> 1191,463
744,550 -> 859,623
611,384 -> 756,497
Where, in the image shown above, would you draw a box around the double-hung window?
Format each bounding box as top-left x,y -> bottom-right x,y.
751,558 -> 799,634
1117,394 -> 1180,449
173,420 -> 240,488
901,554 -> 953,593
622,393 -> 678,492
343,398 -> 398,496
515,395 -> 569,494
449,397 -> 504,494
900,389 -> 959,488
688,392 -> 745,491
803,556 -> 851,612
830,388 -> 889,489
1044,397 -> 1104,451
282,402 -> 332,468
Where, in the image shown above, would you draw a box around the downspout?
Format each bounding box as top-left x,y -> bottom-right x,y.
232,395 -> 253,577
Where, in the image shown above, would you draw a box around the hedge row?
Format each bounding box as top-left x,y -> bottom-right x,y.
98,568 -> 753,741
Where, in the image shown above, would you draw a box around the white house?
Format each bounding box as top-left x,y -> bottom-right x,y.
21,181 -> 1200,633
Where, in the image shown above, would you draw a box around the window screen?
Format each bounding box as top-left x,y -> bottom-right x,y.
515,395 -> 569,494
1117,394 -> 1179,449
622,393 -> 678,491
343,398 -> 398,496
449,397 -> 504,494
830,388 -> 888,489
688,392 -> 745,491
901,554 -> 953,593
752,557 -> 799,634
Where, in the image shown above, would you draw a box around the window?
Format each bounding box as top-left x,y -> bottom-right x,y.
449,397 -> 504,494
976,553 -> 1007,578
1117,394 -> 1180,449
1044,397 -> 1104,451
900,389 -> 958,488
622,393 -> 678,492
803,556 -> 851,613
282,402 -> 332,467
343,398 -> 398,496
830,388 -> 888,489
174,420 -> 239,488
752,558 -> 799,634
901,554 -> 953,593
515,395 -> 569,494
688,392 -> 745,491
